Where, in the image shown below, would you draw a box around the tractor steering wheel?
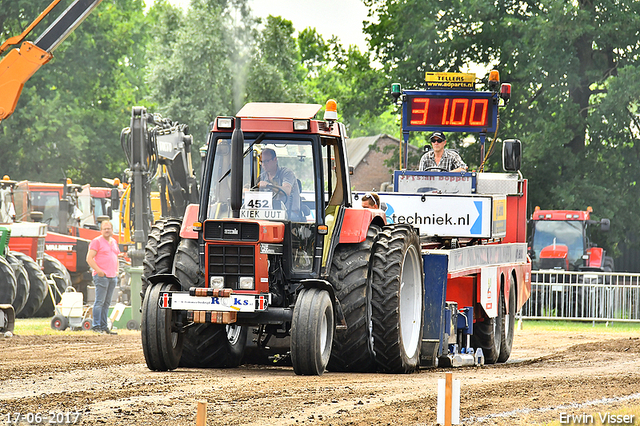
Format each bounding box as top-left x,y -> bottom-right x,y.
265,183 -> 288,206
424,166 -> 450,172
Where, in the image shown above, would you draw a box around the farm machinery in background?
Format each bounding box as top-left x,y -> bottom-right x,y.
526,207 -> 618,318
0,177 -> 53,320
529,207 -> 613,272
117,107 -> 199,329
138,69 -> 530,375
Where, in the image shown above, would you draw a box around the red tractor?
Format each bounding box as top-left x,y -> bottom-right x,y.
529,207 -> 613,272
12,180 -> 91,310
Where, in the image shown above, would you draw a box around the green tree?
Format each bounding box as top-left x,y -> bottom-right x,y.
145,0 -> 253,144
245,15 -> 309,104
364,0 -> 640,253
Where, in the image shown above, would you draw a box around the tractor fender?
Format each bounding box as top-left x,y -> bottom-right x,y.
298,278 -> 346,330
179,204 -> 200,239
587,247 -> 604,269
338,208 -> 384,244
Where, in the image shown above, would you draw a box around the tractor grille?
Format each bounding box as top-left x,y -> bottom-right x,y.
208,245 -> 255,289
540,258 -> 566,270
204,221 -> 259,242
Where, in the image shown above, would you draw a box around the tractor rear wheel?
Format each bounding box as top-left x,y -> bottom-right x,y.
34,254 -> 73,318
142,219 -> 181,300
498,278 -> 516,363
472,289 -> 503,365
174,238 -> 247,368
141,282 -> 184,371
12,252 -> 47,318
0,256 -> 17,306
291,287 -> 334,376
6,253 -> 30,316
370,225 -> 424,373
327,225 -> 380,372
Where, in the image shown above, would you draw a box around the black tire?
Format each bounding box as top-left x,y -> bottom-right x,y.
142,220 -> 163,298
370,225 -> 424,373
179,323 -> 248,368
6,253 -> 30,316
291,287 -> 334,376
126,319 -> 139,330
34,254 -> 73,318
51,314 -> 68,331
174,238 -> 247,368
472,286 -> 503,365
0,256 -> 17,305
13,252 -> 47,318
498,278 -> 516,363
82,319 -> 92,330
327,225 -> 379,372
603,256 -> 614,272
142,219 -> 181,299
141,282 -> 184,371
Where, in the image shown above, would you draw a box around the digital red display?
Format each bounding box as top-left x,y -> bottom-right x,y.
408,95 -> 494,129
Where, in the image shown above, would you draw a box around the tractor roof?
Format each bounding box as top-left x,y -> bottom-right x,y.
236,103 -> 322,120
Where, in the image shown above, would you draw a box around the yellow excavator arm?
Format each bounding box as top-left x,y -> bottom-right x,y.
0,0 -> 103,122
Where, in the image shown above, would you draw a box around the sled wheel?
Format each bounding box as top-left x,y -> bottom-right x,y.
498,277 -> 517,363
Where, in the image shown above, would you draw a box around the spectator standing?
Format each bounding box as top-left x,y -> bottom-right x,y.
86,220 -> 119,334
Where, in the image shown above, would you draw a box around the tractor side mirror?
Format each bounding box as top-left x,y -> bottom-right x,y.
600,218 -> 610,232
502,139 -> 521,172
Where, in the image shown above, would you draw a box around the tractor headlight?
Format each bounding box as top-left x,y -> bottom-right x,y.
239,276 -> 254,290
210,276 -> 224,289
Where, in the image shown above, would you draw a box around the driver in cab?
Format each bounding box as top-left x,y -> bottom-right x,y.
419,131 -> 468,172
257,148 -> 302,220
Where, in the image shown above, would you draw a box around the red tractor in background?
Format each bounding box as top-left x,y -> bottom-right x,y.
529,207 -> 613,272
12,180 -> 95,312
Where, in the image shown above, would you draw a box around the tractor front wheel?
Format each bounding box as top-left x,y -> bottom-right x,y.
141,282 -> 184,371
291,287 -> 334,376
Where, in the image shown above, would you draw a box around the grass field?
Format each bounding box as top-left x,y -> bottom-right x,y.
12,317 -> 139,335
520,319 -> 640,333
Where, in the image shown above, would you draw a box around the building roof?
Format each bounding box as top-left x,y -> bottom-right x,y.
346,134 -> 419,168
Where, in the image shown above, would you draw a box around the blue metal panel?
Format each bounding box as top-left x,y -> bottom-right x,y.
422,252 -> 449,356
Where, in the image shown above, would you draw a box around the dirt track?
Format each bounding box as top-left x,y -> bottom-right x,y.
1,324 -> 640,425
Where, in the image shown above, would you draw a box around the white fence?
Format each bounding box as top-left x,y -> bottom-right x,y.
520,271 -> 640,322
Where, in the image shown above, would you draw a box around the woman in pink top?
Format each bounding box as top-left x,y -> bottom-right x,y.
86,220 -> 120,334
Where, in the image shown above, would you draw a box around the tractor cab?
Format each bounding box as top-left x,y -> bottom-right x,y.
200,101 -> 378,282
